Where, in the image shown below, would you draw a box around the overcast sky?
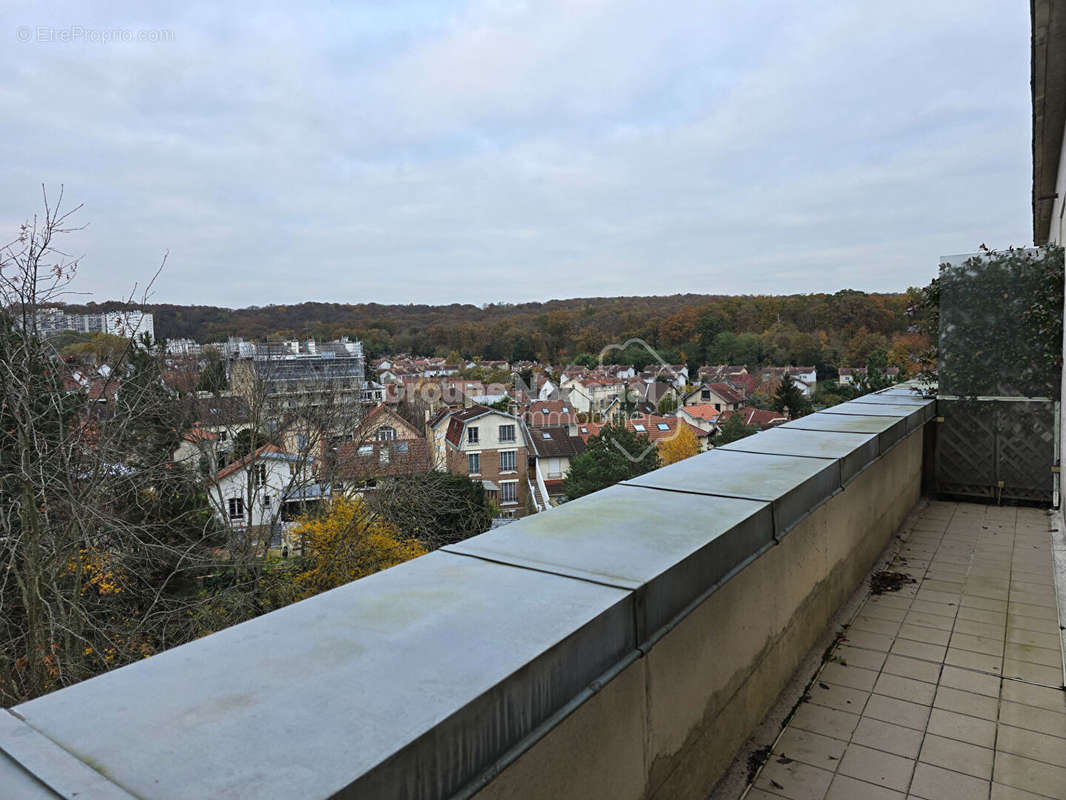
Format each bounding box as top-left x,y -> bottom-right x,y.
2,1 -> 1033,307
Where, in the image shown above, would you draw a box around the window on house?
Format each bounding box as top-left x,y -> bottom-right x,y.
633,423 -> 646,432
657,423 -> 670,431
467,426 -> 479,444
254,464 -> 267,487
218,430 -> 227,442
393,441 -> 409,454
499,450 -> 516,471
500,482 -> 518,504
541,431 -> 551,439
498,424 -> 515,442
263,495 -> 272,507
376,426 -> 396,441
468,452 -> 481,473
228,497 -> 244,520
701,389 -> 710,400
715,403 -> 721,411
380,448 -> 390,464
358,444 -> 374,456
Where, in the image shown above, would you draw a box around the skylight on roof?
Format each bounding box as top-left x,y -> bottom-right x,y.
657,423 -> 670,431
541,432 -> 551,438
561,406 -> 568,412
633,424 -> 646,432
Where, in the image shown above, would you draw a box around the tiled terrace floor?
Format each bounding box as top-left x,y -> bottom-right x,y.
747,501 -> 1066,800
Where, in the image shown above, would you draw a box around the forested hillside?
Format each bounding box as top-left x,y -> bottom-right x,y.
59,289 -> 927,373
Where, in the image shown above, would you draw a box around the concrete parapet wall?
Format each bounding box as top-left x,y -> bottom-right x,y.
2,388 -> 933,800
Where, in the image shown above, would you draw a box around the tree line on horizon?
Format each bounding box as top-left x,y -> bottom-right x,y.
57,288 -> 929,376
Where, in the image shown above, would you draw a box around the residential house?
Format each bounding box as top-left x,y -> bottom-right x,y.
677,404 -> 721,435
208,444 -> 323,548
838,366 -> 901,386
525,426 -> 586,507
683,382 -> 744,412
760,366 -> 817,397
560,375 -> 625,417
432,405 -> 530,518
575,416 -> 712,452
525,400 -> 580,433
331,407 -> 430,493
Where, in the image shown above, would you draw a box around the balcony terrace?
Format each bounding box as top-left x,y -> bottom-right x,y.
4,383 -> 1060,800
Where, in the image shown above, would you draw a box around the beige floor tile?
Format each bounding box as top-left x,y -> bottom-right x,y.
882,654 -> 942,684
1009,591 -> 1057,609
790,703 -> 860,740
939,664 -> 1001,698
741,789 -> 782,800
998,700 -> 1066,738
991,781 -> 1060,799
874,673 -> 937,706
957,606 -> 1007,626
903,611 -> 955,631
837,743 -> 914,792
1001,659 -> 1063,686
909,762 -> 991,800
950,631 -> 1004,657
868,595 -> 914,612
993,751 -> 1066,800
962,595 -> 1008,613
1008,613 -> 1063,635
891,638 -> 947,663
917,589 -> 962,606
898,623 -> 951,647
998,682 -> 1066,713
953,618 -> 1006,640
755,757 -> 835,800
918,733 -> 993,779
843,630 -> 895,653
922,579 -> 964,594
1008,602 -> 1059,621
774,727 -> 848,770
851,716 -> 924,759
809,681 -> 870,714
825,774 -> 905,800
1004,642 -> 1063,668
863,604 -> 909,623
1010,580 -> 1056,597
820,663 -> 879,692
934,685 -> 999,720
909,599 -> 958,618
945,646 -> 1003,674
863,694 -> 931,731
834,645 -> 888,672
1006,628 -> 1063,651
995,724 -> 1066,768
927,707 -> 996,748
853,615 -> 903,637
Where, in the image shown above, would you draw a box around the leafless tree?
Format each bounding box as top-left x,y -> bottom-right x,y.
0,189 -> 219,704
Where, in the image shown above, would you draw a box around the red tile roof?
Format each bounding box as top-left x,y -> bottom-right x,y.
679,404 -> 720,422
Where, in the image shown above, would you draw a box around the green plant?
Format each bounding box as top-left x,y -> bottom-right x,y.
912,246 -> 1064,398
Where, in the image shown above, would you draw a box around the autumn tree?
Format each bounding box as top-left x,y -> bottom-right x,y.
659,424 -> 700,465
563,423 -> 660,500
284,497 -> 425,600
